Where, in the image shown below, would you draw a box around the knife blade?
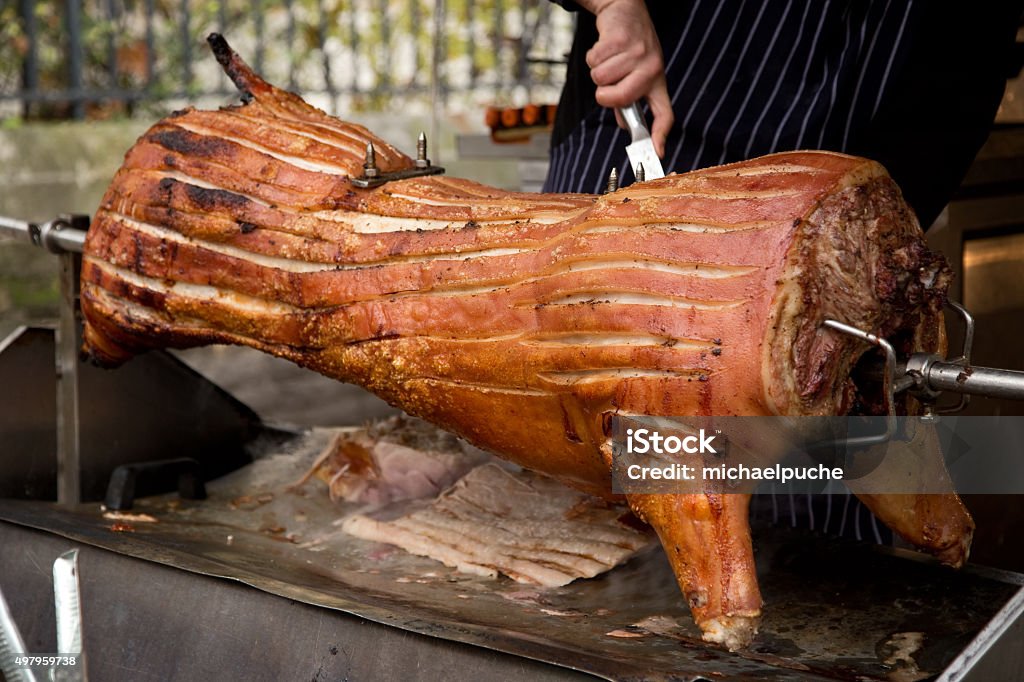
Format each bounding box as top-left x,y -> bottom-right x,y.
618,103 -> 665,181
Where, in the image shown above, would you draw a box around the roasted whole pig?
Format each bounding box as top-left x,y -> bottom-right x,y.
80,35 -> 974,650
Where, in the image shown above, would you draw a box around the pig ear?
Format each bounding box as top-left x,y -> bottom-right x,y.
206,33 -> 267,102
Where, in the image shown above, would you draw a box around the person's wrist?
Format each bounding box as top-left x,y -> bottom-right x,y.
577,0 -> 642,15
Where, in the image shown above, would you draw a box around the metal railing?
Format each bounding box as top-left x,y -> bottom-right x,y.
0,0 -> 573,120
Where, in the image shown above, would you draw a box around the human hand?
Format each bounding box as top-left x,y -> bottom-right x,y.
580,0 -> 673,157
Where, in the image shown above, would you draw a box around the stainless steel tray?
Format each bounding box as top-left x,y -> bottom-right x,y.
1,428 -> 1021,681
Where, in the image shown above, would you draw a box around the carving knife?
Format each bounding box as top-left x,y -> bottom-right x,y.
618,103 -> 665,181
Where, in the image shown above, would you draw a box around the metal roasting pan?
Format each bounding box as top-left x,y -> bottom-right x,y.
1,428 -> 1022,681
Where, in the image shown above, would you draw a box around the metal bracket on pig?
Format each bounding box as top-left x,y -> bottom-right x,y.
351,135 -> 445,189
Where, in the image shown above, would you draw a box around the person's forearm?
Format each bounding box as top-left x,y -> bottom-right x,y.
577,0 -> 674,156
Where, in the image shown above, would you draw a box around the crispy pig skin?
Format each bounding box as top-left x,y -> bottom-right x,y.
80,35 -> 972,650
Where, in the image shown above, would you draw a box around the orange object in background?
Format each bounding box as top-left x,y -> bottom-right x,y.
500,107 -> 521,128
485,103 -> 558,143
484,107 -> 501,129
522,103 -> 541,126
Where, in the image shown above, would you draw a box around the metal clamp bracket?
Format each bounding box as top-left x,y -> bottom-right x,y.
350,133 -> 445,188
932,301 -> 973,414
822,319 -> 898,446
351,164 -> 446,188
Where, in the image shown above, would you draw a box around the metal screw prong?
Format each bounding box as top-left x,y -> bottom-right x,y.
415,131 -> 430,168
636,162 -> 645,183
605,167 -> 619,193
364,142 -> 379,178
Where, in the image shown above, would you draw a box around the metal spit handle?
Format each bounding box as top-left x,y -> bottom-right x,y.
0,215 -> 86,254
906,356 -> 1024,402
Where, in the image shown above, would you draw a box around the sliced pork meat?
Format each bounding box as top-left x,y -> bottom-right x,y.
342,463 -> 654,587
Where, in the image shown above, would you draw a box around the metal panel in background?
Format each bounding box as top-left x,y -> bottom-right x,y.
0,326 -> 266,502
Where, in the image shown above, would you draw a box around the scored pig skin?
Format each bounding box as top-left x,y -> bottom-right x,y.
79,35 -> 972,650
